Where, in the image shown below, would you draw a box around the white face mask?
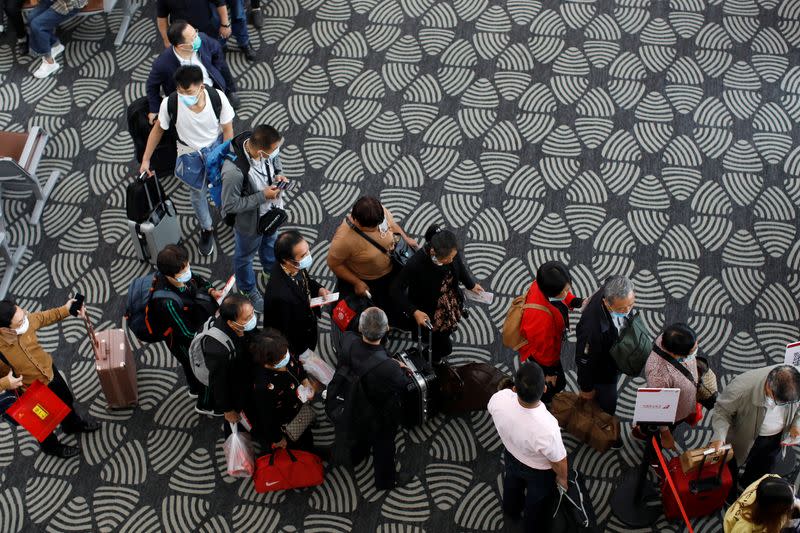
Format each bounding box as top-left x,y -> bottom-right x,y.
378,218 -> 389,235
765,395 -> 776,408
14,315 -> 29,336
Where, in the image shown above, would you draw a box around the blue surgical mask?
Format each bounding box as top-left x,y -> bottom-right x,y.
297,253 -> 313,270
191,34 -> 201,52
179,93 -> 199,107
268,146 -> 280,160
175,268 -> 192,283
273,351 -> 291,369
610,311 -> 628,319
240,314 -> 257,332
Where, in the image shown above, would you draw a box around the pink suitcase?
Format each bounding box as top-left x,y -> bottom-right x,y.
84,314 -> 138,408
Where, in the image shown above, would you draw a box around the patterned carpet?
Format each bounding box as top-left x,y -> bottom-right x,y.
1,0 -> 800,530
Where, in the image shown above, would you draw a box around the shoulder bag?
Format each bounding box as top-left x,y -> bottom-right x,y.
345,217 -> 413,267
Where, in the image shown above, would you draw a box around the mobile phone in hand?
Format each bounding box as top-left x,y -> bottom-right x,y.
69,293 -> 85,316
276,180 -> 291,190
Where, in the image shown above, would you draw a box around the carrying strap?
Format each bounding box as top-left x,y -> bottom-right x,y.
653,436 -> 695,533
653,345 -> 699,388
202,323 -> 236,357
345,217 -> 390,256
522,303 -> 553,316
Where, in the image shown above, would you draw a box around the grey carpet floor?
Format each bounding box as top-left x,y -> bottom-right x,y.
1,0 -> 800,531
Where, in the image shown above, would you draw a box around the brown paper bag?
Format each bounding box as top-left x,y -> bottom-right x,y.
550,392 -> 621,453
679,445 -> 733,473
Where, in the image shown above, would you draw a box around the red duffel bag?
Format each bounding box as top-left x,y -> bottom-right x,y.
253,448 -> 324,492
7,380 -> 71,442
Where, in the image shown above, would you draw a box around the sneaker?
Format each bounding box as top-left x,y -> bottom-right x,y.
187,390 -> 199,399
33,59 -> 59,79
241,287 -> 264,314
199,229 -> 215,256
251,8 -> 264,28
242,44 -> 256,61
42,443 -> 80,458
50,42 -> 64,58
194,406 -> 216,416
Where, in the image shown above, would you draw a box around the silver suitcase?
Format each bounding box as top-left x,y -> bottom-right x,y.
127,198 -> 180,264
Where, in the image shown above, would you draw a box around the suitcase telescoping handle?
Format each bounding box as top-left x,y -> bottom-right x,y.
416,322 -> 433,366
695,446 -> 730,483
138,171 -> 166,214
82,309 -> 109,361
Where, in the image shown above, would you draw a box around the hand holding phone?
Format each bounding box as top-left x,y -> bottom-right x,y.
276,180 -> 291,190
69,294 -> 85,317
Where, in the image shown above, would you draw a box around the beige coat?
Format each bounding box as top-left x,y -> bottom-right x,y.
723,474 -> 780,533
711,365 -> 800,462
0,306 -> 69,388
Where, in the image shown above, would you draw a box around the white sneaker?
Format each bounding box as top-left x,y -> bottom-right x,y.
50,42 -> 64,58
33,59 -> 59,79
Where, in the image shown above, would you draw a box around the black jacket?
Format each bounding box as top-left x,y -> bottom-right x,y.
203,317 -> 252,412
575,291 -> 621,391
247,355 -> 308,447
390,246 -> 477,319
147,273 -> 216,349
263,264 -> 323,356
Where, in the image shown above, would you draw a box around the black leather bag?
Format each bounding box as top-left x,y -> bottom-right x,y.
345,218 -> 414,267
257,207 -> 288,235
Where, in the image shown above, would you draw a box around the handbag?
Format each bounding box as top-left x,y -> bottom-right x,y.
345,217 -> 413,267
257,207 -> 288,236
550,392 -> 620,453
283,402 -> 315,442
609,311 -> 651,376
6,380 -> 71,442
253,448 -> 324,492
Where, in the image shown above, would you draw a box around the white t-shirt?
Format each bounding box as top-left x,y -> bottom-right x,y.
157,88 -> 235,151
487,389 -> 567,470
243,141 -> 283,215
760,403 -> 789,436
172,49 -> 212,86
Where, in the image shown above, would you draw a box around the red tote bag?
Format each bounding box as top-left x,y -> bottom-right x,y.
7,380 -> 71,442
253,448 -> 324,492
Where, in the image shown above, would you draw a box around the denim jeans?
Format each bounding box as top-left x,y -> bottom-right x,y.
211,0 -> 249,47
189,184 -> 213,231
234,228 -> 277,293
27,0 -> 78,56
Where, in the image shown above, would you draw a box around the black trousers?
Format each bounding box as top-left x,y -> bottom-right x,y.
539,362 -> 566,404
41,366 -> 83,452
168,338 -> 213,410
2,0 -> 25,37
730,432 -> 782,492
503,450 -> 556,533
351,420 -> 398,489
593,382 -> 618,415
337,268 -> 409,329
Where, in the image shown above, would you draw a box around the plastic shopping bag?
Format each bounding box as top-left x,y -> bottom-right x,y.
299,349 -> 335,385
224,423 -> 255,478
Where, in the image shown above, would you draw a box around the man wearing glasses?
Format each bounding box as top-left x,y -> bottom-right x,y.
710,364 -> 800,498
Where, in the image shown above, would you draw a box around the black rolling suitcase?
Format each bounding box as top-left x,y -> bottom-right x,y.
126,97 -> 177,176
393,325 -> 437,427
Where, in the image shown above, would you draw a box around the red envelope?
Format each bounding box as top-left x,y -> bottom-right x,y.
7,380 -> 71,442
331,299 -> 357,332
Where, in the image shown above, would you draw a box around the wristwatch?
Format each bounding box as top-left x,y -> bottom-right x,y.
221,23 -> 231,27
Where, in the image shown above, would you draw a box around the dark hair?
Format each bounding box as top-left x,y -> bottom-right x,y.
515,361 -> 545,404
250,328 -> 289,366
0,298 -> 16,328
275,230 -> 305,264
174,65 -> 203,90
167,20 -> 189,47
741,476 -> 794,533
219,294 -> 251,322
425,225 -> 458,258
351,196 -> 384,228
250,125 -> 282,151
662,323 -> 697,356
768,365 -> 800,404
156,244 -> 189,277
536,261 -> 572,298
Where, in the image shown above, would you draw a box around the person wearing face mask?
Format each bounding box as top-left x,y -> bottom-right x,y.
262,231 -> 330,357
141,65 -> 235,257
149,245 -> 223,415
575,275 -> 635,421
391,225 -> 482,363
643,323 -> 701,450
221,124 -> 289,314
156,0 -> 233,52
709,365 -> 800,499
146,20 -> 240,124
247,328 -> 318,452
202,294 -> 256,429
517,261 -> 584,404
0,297 -> 100,458
327,196 -> 418,326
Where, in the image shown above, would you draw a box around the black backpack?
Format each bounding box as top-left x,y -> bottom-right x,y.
126,97 -> 177,175
166,84 -> 222,144
125,274 -> 182,343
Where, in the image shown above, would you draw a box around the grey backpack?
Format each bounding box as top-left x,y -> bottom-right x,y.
189,317 -> 235,386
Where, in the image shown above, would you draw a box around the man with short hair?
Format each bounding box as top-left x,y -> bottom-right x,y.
575,275 -> 636,416
146,20 -> 239,122
140,65 -> 235,257
221,124 -> 288,313
488,361 -> 568,531
339,307 -> 412,490
148,244 -> 223,415
263,230 -> 331,356
710,365 -> 800,492
0,297 -> 99,457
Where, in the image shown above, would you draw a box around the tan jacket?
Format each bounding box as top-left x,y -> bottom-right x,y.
0,306 -> 69,388
723,474 -> 779,533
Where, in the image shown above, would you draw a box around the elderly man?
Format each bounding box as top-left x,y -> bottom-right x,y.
710,365 -> 800,494
338,307 -> 411,490
575,275 -> 635,418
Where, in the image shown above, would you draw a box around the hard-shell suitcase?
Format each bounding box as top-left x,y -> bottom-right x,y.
84,314 -> 138,409
393,325 -> 437,427
662,447 -> 732,519
126,172 -> 180,264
